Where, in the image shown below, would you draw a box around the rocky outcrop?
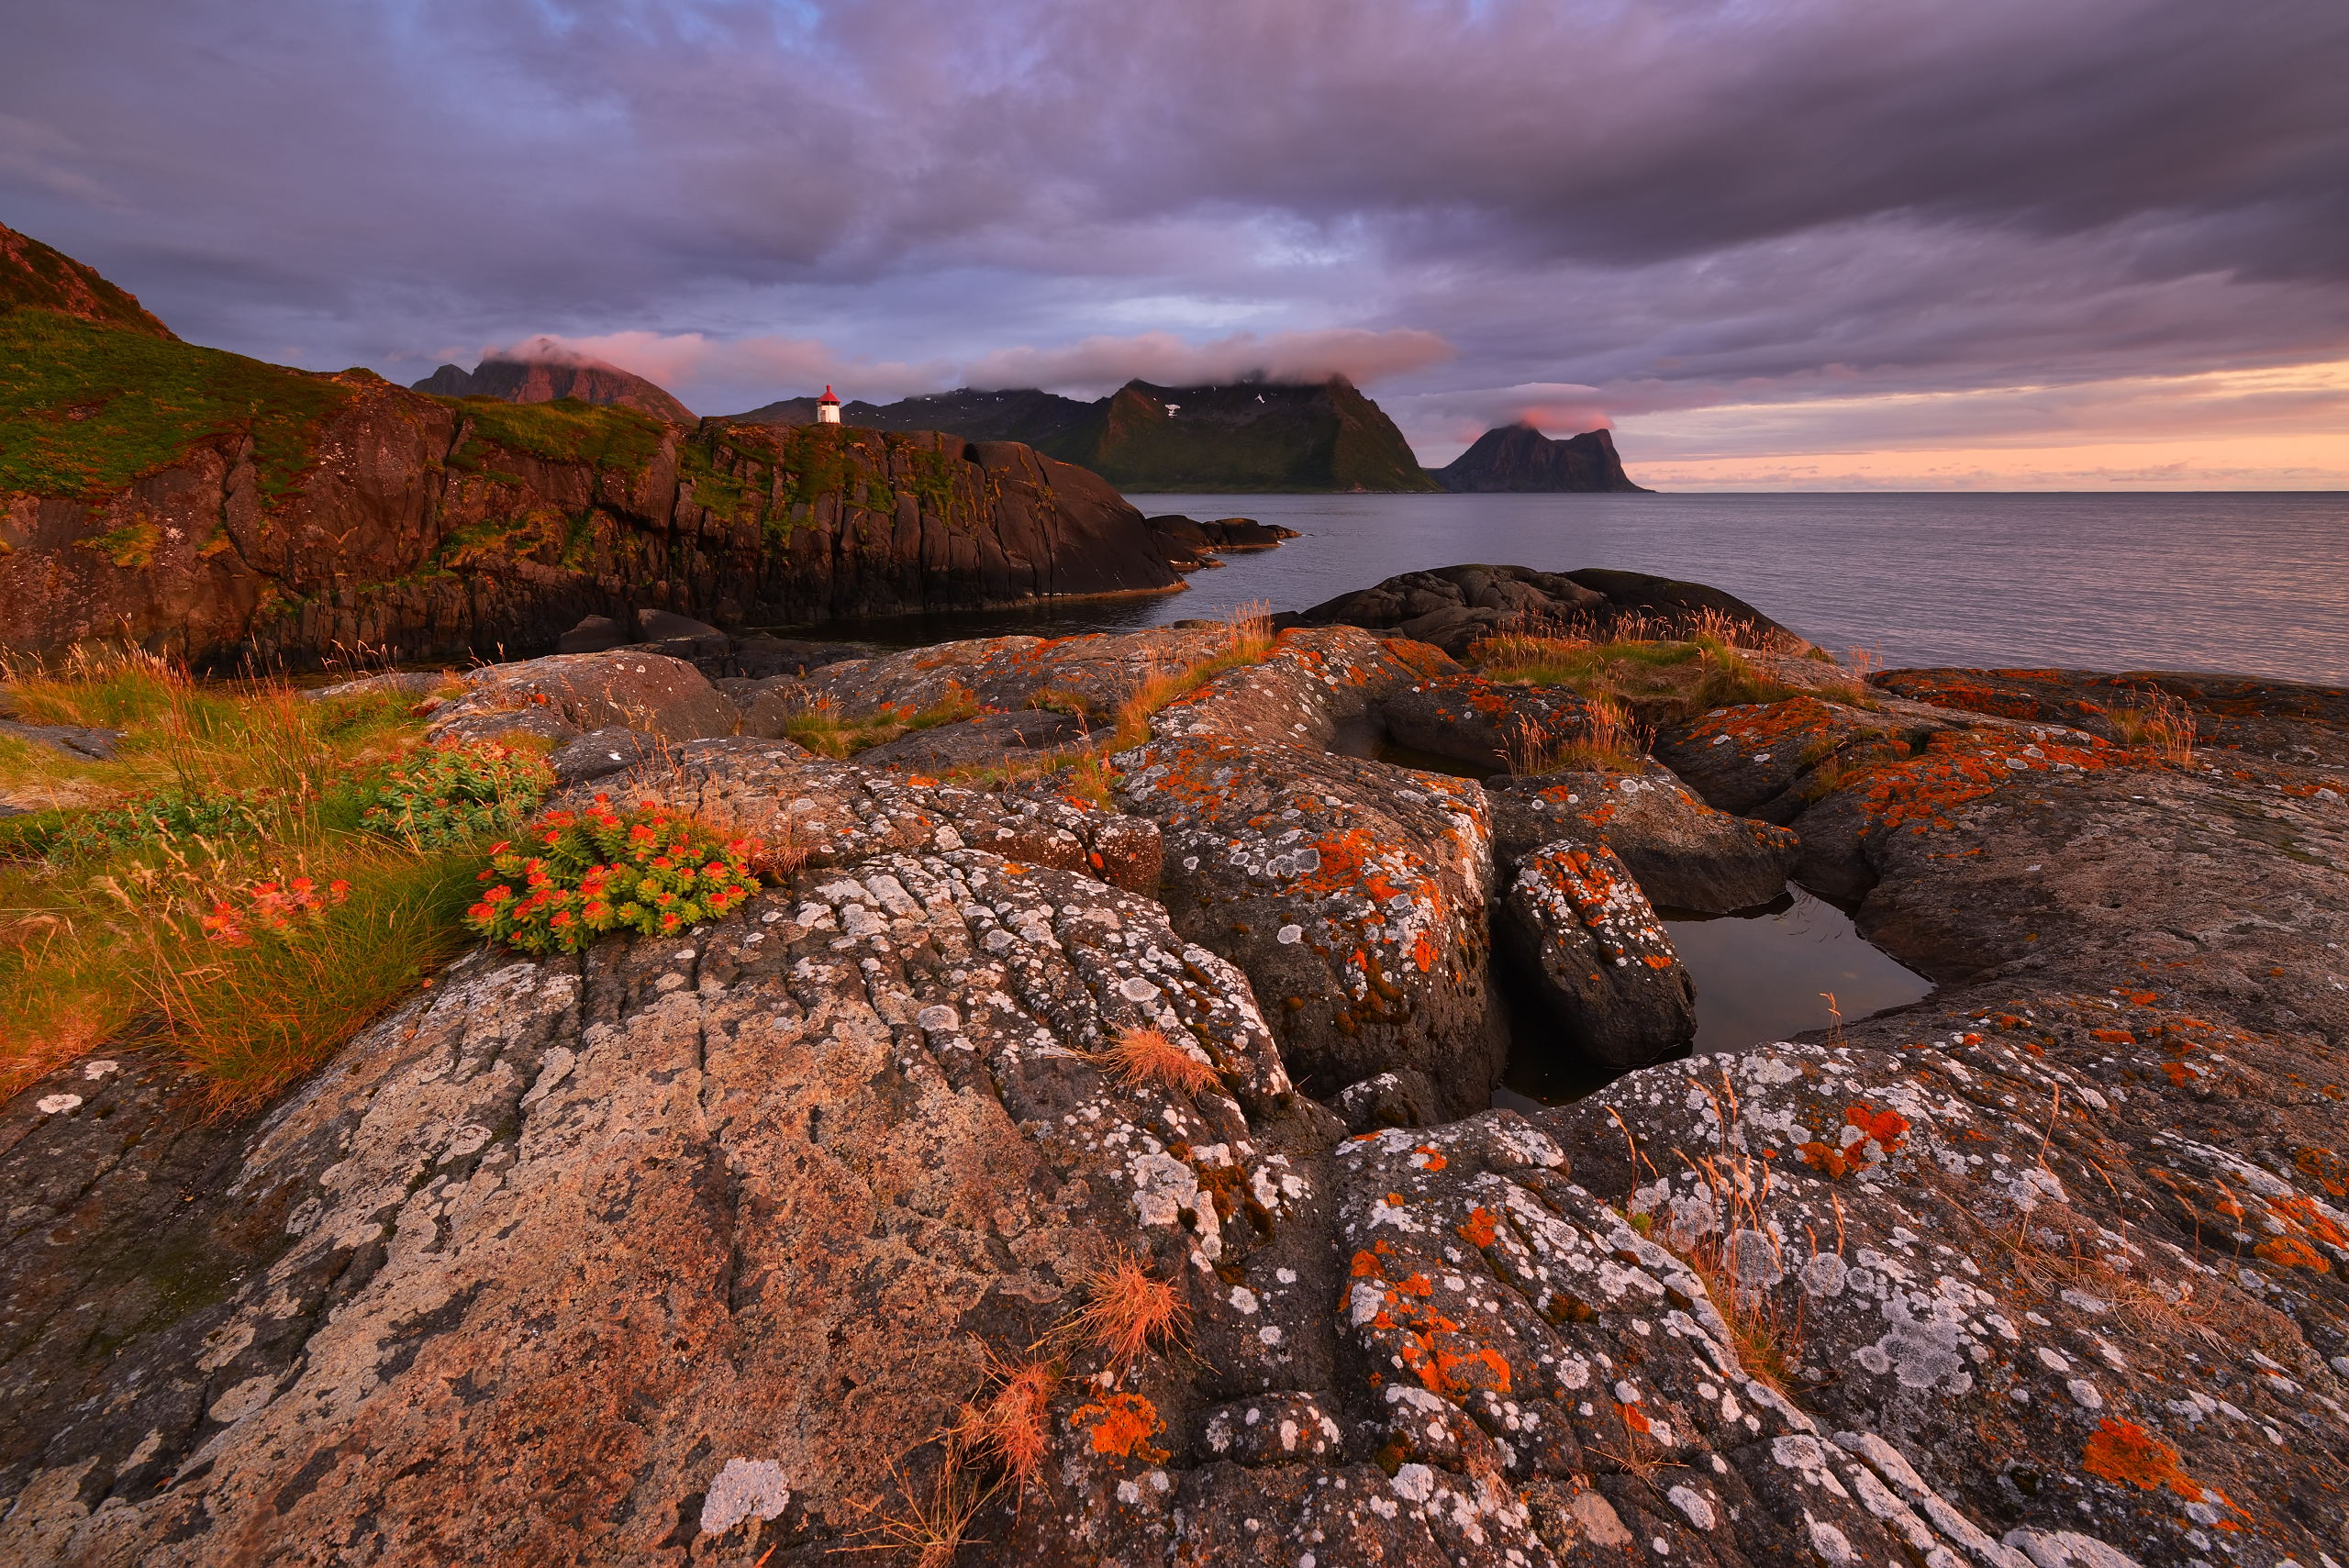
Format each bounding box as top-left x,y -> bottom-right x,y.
1486,762 -> 1803,913
1496,839 -> 1698,1067
1433,423 -> 1651,494
0,222 -> 173,338
7,595 -> 2348,1566
1293,562 -> 1811,657
1142,513 -> 1299,571
1,377 -> 1183,667
411,341 -> 696,422
1382,673 -> 1600,771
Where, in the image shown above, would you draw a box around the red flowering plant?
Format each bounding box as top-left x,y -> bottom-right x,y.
465,795 -> 763,953
197,876 -> 353,946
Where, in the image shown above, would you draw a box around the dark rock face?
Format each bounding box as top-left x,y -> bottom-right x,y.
1434,422 -> 1652,493
411,343 -> 696,422
0,386 -> 1184,667
1141,513 -> 1299,571
1495,840 -> 1698,1068
1293,562 -> 1809,657
9,603 -> 2349,1567
1063,377 -> 1439,493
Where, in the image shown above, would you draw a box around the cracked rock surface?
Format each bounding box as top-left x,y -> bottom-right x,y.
5,615 -> 2345,1567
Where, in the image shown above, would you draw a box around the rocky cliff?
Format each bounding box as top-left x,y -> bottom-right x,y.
0,233 -> 1184,667
730,375 -> 1442,494
411,341 -> 697,423
1434,423 -> 1652,493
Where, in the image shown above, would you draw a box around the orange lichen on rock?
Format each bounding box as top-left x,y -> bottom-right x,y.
1798,1102 -> 1909,1178
1458,1206 -> 1497,1248
2082,1420 -> 2243,1521
1072,1392 -> 1168,1463
2254,1236 -> 2331,1272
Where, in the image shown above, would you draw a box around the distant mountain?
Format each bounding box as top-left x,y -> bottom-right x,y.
1433,422 -> 1651,493
0,220 -> 175,339
414,343 -> 695,423
723,375 -> 1439,493
729,387 -> 1095,450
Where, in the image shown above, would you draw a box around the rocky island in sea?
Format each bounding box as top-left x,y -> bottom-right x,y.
4,220 -> 2346,1567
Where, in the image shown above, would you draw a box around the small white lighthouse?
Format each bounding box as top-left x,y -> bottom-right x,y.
816,384 -> 841,425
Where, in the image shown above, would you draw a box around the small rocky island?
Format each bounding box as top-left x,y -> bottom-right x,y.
6,557 -> 2345,1567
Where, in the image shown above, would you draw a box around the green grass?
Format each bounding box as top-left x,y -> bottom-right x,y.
0,307 -> 355,506
0,651 -> 516,1110
1470,629 -> 1809,722
782,686 -> 985,759
440,395 -> 669,475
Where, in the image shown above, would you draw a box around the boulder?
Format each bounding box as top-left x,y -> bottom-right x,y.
0,848 -> 1331,1563
563,738 -> 1167,905
1653,694 -> 1920,819
1329,1068 -> 1447,1132
1117,628 -> 1515,1118
797,628 -> 1232,723
1486,761 -> 1802,912
1381,673 -> 1599,772
0,717 -> 121,760
1493,840 -> 1698,1069
555,613 -> 628,654
423,651 -> 740,747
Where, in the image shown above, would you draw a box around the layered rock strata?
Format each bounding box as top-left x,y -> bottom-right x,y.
1,385 -> 1180,669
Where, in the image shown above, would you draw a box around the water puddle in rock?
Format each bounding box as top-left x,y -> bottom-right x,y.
1493,883 -> 1932,1108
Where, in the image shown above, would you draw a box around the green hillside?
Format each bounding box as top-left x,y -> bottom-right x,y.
1052,377 -> 1437,493
1,306 -> 355,508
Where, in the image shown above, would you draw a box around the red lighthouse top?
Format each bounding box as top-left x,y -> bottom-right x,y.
818,384 -> 840,406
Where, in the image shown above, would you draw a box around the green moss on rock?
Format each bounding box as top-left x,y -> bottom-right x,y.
0,307 -> 353,506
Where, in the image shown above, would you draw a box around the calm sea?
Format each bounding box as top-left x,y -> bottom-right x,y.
898,492 -> 2349,685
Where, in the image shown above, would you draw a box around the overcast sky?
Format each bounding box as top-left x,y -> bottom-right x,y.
7,0 -> 2346,485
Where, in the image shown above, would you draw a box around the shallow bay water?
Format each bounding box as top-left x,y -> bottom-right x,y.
885,491 -> 2349,686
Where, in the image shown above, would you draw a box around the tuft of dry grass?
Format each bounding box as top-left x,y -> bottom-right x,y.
2111,686 -> 2197,765
1107,630 -> 1277,751
949,1352 -> 1064,1497
1088,1023 -> 1219,1096
1065,1251 -> 1191,1371
1648,1073 -> 1808,1399
1503,696 -> 1645,775
847,1460 -> 989,1567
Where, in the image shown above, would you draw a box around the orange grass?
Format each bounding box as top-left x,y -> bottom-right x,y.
1066,1251 -> 1191,1371
949,1353 -> 1063,1496
1090,1023 -> 1219,1095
